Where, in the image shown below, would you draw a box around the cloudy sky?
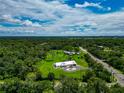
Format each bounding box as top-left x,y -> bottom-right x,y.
0,0 -> 124,36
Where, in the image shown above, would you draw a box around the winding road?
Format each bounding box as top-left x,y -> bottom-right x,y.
80,47 -> 124,87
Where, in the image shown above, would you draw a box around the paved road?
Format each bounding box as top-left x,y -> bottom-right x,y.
80,47 -> 124,87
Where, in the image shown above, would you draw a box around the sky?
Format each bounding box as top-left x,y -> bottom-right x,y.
0,0 -> 124,36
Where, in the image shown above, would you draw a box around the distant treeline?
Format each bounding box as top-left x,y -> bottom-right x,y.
1,36 -> 124,40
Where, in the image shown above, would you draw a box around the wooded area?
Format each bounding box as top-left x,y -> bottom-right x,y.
0,37 -> 124,93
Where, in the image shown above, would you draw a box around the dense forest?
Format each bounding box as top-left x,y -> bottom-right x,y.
0,37 -> 124,93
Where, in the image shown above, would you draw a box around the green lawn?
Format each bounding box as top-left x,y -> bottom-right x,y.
37,50 -> 88,79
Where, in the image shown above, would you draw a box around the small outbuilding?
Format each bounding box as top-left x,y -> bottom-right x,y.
64,51 -> 80,55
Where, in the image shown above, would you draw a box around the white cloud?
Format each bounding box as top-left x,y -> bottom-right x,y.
107,7 -> 111,11
1,14 -> 21,23
22,20 -> 33,26
75,1 -> 112,11
22,20 -> 41,27
1,14 -> 41,27
75,2 -> 103,9
0,0 -> 123,36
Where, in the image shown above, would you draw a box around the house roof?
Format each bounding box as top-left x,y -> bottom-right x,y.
54,60 -> 77,67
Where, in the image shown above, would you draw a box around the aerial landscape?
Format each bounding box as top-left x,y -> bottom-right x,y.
0,0 -> 124,93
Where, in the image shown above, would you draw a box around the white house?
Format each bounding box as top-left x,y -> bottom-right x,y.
64,51 -> 80,55
54,60 -> 77,68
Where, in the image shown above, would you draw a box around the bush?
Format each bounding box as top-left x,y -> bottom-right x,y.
48,72 -> 55,81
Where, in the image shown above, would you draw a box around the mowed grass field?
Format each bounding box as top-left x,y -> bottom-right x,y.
37,50 -> 88,79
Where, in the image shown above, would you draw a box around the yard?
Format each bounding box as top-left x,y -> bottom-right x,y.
37,50 -> 89,79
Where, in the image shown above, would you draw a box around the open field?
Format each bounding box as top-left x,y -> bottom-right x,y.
37,50 -> 88,79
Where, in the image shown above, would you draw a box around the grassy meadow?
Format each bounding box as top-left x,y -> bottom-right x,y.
37,50 -> 89,79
